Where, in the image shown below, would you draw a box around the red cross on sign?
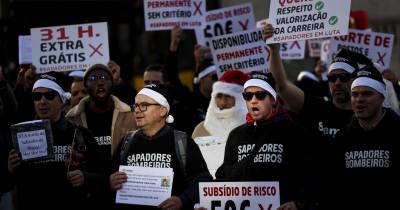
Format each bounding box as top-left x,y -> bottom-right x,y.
377,52 -> 386,66
89,43 -> 104,57
193,1 -> 203,16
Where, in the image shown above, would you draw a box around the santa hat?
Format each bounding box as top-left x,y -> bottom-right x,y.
350,10 -> 369,30
328,49 -> 359,74
244,72 -> 277,100
32,72 -> 70,103
351,65 -> 386,99
137,84 -> 174,123
212,70 -> 249,98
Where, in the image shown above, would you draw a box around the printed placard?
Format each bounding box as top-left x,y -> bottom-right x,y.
320,39 -> 331,63
144,0 -> 206,31
10,119 -> 54,161
31,22 -> 110,73
116,166 -> 174,206
267,0 -> 351,43
328,29 -> 394,69
209,28 -> 269,77
195,3 -> 256,47
18,35 -> 32,64
199,182 -> 280,210
257,19 -> 305,60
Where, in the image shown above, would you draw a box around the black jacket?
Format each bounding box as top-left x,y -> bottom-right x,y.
216,109 -> 313,206
11,117 -> 103,210
327,108 -> 400,210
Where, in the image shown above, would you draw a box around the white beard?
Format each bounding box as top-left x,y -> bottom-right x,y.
204,95 -> 247,140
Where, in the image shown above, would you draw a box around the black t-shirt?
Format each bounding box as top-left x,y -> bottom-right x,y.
85,104 -> 113,160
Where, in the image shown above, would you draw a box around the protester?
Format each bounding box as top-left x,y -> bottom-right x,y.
141,26 -> 203,134
0,66 -> 17,206
328,65 -> 399,209
66,64 -> 137,208
7,72 -> 102,210
215,72 -> 312,210
192,70 -> 248,178
109,84 -> 212,210
295,59 -> 330,99
69,77 -> 87,108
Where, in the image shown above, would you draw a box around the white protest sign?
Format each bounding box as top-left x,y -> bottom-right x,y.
267,0 -> 351,43
144,0 -> 206,31
257,19 -> 305,60
199,182 -> 280,210
210,28 -> 269,77
328,29 -> 394,69
320,39 -> 330,63
18,35 -> 32,64
194,136 -> 226,179
280,40 -> 306,59
195,3 -> 256,47
31,22 -> 110,73
116,166 -> 174,206
307,38 -> 326,58
17,129 -> 48,160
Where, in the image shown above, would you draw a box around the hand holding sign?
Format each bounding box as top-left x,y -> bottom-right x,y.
7,149 -> 21,174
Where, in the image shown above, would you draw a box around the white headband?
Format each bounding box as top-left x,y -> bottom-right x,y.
328,62 -> 356,74
244,79 -> 277,100
32,79 -> 68,103
138,88 -> 170,112
198,65 -> 216,81
351,77 -> 386,99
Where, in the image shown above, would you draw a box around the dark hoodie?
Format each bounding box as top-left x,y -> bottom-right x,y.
216,107 -> 313,206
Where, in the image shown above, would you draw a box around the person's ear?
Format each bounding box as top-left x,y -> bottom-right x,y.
160,106 -> 168,118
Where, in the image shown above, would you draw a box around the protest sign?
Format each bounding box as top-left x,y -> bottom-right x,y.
257,19 -> 305,60
200,182 -> 280,210
31,22 -> 110,73
195,3 -> 256,47
328,29 -> 394,68
18,35 -> 32,65
10,120 -> 54,161
267,0 -> 351,43
144,0 -> 206,31
209,28 -> 269,77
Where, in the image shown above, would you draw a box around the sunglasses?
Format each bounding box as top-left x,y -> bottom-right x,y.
327,74 -> 352,83
32,91 -> 58,101
242,91 -> 269,101
87,75 -> 110,81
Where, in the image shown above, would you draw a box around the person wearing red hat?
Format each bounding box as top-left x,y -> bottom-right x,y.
192,70 -> 249,178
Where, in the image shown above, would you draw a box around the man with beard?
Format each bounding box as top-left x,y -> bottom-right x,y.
192,70 -> 249,178
66,64 -> 136,208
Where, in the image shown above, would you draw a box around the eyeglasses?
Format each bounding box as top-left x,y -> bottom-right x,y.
87,75 -> 110,81
32,91 -> 58,101
327,74 -> 352,83
133,102 -> 160,112
242,91 -> 269,101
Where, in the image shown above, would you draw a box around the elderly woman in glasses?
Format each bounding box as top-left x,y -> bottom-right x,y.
7,72 -> 102,210
215,72 -> 312,210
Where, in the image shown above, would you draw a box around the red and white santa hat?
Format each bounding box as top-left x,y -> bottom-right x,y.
212,70 -> 249,98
